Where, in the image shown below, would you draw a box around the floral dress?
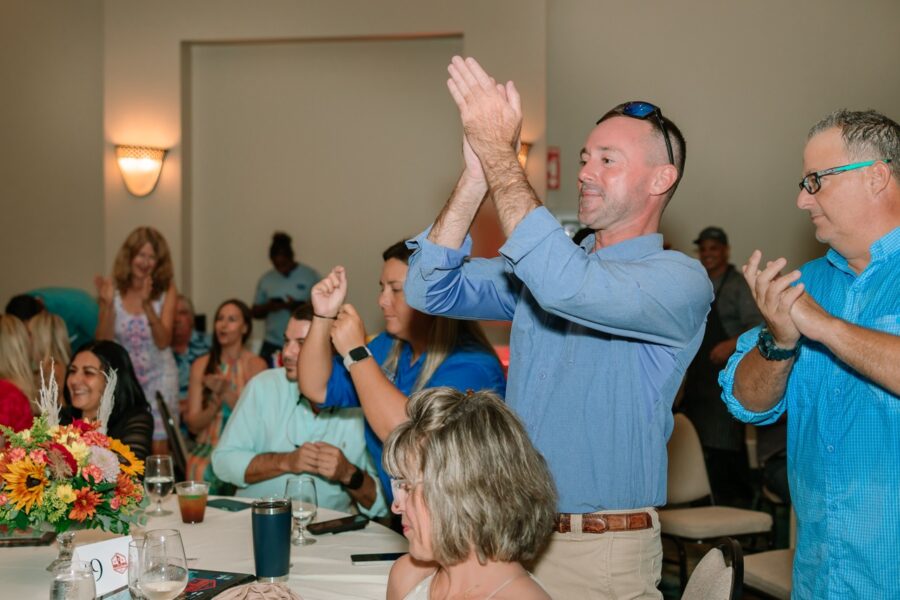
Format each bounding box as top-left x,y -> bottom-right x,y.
113,291 -> 179,442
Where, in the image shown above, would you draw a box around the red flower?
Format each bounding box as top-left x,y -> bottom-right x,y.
70,419 -> 99,434
82,431 -> 109,448
69,487 -> 103,522
44,443 -> 77,478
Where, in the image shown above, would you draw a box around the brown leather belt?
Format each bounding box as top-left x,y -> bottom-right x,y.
554,511 -> 652,534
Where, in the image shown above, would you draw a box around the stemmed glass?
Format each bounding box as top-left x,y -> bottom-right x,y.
49,560 -> 96,600
144,455 -> 175,517
128,538 -> 144,599
138,529 -> 189,600
284,475 -> 318,546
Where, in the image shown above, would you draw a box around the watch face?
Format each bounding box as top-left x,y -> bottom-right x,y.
349,346 -> 370,361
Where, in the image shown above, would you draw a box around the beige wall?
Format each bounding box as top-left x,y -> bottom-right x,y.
546,0 -> 900,269
189,37 -> 464,327
0,0 -> 103,308
102,0 -> 547,334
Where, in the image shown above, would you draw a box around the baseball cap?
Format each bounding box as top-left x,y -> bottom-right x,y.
693,226 -> 728,245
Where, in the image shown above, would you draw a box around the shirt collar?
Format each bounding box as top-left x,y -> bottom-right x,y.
826,226 -> 900,274
581,233 -> 664,260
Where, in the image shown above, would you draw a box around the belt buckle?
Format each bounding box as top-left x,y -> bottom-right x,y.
593,514 -> 609,533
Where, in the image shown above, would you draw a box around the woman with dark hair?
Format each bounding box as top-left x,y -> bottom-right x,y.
61,340 -> 154,462
251,232 -> 320,366
95,226 -> 179,454
184,299 -> 266,493
300,240 -> 506,504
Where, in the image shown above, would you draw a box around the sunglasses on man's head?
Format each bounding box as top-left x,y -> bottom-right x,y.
598,101 -> 675,166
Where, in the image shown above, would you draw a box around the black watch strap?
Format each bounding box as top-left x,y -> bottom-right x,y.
345,466 -> 365,490
757,327 -> 799,361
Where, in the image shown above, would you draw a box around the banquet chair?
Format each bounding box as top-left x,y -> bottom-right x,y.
156,391 -> 188,480
743,509 -> 796,599
681,537 -> 743,600
659,413 -> 772,590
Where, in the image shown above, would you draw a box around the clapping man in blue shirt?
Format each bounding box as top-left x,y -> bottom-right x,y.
720,110 -> 900,598
404,56 -> 712,599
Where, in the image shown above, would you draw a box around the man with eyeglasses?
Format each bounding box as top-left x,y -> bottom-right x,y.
404,56 -> 712,598
720,109 -> 900,597
212,303 -> 387,518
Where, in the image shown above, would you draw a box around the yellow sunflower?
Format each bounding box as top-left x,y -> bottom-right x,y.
2,457 -> 48,513
107,439 -> 144,477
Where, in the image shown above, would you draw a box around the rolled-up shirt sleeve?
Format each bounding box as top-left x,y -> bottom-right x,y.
718,325 -> 786,425
405,229 -> 519,321
500,207 -> 712,347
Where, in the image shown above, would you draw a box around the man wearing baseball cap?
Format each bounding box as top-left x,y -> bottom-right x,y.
682,226 -> 762,505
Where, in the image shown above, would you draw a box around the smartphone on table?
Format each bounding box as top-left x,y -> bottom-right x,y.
350,552 -> 407,565
306,514 -> 369,535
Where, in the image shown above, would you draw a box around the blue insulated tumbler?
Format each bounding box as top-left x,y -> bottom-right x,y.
251,497 -> 291,582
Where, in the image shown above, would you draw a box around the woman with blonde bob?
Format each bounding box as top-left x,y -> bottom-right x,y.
95,226 -> 179,454
384,387 -> 556,600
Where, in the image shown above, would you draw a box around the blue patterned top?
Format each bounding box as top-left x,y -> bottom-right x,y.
719,226 -> 900,598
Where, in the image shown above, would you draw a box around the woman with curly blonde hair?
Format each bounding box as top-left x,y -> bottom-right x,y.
95,226 -> 178,454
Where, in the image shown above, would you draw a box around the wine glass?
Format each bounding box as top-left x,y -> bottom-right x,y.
49,560 -> 96,600
284,475 -> 318,546
128,538 -> 145,599
138,529 -> 189,600
144,455 -> 175,516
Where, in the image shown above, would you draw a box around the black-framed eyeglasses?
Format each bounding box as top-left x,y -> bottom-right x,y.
598,101 -> 675,165
798,159 -> 892,194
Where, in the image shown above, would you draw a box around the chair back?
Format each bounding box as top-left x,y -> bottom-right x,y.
156,391 -> 188,477
682,537 -> 744,600
667,413 -> 712,504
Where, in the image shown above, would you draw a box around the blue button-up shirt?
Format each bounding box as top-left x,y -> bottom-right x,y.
406,207 -> 712,512
720,227 -> 900,599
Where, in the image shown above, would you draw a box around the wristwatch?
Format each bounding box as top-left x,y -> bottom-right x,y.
757,327 -> 799,361
345,466 -> 365,490
343,345 -> 373,370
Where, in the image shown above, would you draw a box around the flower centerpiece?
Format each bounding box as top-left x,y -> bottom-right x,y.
0,363 -> 146,569
0,416 -> 145,536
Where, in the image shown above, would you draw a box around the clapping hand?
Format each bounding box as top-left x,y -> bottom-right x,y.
742,250 -> 804,348
138,275 -> 153,304
312,442 -> 354,484
331,304 -> 367,357
311,266 -> 348,319
446,56 -> 522,160
94,275 -> 114,305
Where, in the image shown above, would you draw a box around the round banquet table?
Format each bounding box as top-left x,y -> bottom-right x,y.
0,494 -> 408,599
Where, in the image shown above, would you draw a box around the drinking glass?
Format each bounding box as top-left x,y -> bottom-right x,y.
144,455 -> 175,517
284,475 -> 317,546
128,538 -> 144,599
49,560 -> 96,600
138,529 -> 189,600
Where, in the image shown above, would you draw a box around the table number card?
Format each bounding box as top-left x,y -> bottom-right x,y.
73,534 -> 132,597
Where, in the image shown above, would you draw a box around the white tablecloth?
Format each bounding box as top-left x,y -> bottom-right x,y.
0,495 -> 407,599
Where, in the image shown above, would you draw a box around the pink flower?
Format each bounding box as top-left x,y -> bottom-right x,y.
6,448 -> 25,462
29,449 -> 48,465
109,497 -> 121,510
81,464 -> 103,483
0,494 -> 7,506
82,432 -> 109,448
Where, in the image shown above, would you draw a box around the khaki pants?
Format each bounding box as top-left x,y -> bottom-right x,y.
532,508 -> 663,599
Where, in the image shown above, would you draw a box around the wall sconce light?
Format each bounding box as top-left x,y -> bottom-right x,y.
115,145 -> 167,197
517,142 -> 532,168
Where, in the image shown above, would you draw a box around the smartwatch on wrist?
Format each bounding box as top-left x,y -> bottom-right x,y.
757,327 -> 799,361
345,466 -> 365,491
343,345 -> 373,370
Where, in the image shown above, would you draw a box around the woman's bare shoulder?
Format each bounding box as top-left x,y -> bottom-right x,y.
386,555 -> 435,600
494,573 -> 552,600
